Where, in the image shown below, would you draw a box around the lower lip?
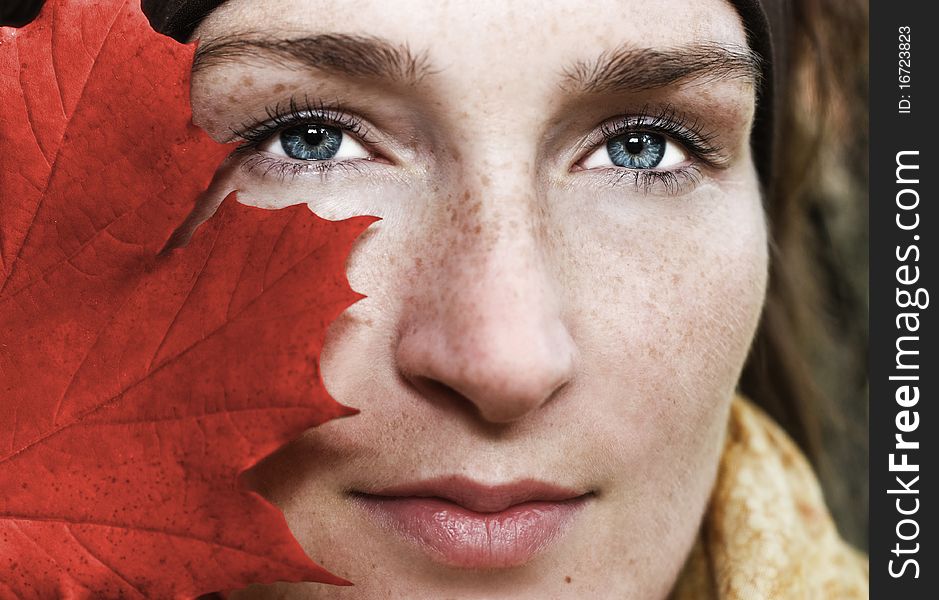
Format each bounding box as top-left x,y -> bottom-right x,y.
354,495 -> 588,568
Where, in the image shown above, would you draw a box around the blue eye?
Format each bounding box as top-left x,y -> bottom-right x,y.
279,124 -> 343,160
258,120 -> 372,162
607,133 -> 665,169
582,129 -> 687,171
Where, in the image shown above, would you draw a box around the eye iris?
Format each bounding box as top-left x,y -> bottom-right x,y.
280,124 -> 342,160
607,132 -> 666,169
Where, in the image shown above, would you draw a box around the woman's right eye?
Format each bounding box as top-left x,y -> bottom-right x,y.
258,123 -> 372,162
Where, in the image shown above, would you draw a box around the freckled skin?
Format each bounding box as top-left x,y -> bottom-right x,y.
189,0 -> 767,598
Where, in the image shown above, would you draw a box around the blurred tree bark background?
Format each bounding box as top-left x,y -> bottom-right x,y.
783,0 -> 869,550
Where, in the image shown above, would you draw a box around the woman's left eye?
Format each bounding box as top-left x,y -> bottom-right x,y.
258,123 -> 371,161
582,131 -> 688,170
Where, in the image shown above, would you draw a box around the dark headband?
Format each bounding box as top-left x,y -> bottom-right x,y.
142,0 -> 787,188
142,0 -> 227,43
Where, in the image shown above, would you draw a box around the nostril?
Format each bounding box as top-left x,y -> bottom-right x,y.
400,373 -> 497,423
397,370 -> 496,424
405,375 -> 463,406
400,367 -> 570,425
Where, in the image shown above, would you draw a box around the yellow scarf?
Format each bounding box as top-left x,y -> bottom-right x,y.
670,398 -> 869,599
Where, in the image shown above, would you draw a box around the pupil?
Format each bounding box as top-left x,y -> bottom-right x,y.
303,126 -> 327,146
624,135 -> 645,155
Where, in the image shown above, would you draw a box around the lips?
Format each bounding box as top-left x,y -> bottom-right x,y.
352,476 -> 591,568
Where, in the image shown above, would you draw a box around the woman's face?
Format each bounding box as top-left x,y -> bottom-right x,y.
189,0 -> 767,597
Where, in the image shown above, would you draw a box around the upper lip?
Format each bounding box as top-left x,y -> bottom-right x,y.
355,475 -> 590,513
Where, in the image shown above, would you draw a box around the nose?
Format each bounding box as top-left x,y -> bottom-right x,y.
395,184 -> 576,425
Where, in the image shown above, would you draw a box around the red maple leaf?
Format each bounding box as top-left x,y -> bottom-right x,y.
0,0 -> 372,596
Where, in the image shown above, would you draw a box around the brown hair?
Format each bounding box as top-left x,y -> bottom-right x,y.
739,0 -> 868,545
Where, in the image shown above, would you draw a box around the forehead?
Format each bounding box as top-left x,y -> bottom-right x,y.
194,0 -> 749,73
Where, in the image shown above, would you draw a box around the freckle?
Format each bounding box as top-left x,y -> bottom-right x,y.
473,224 -> 481,234
462,190 -> 471,202
273,83 -> 285,93
241,75 -> 254,87
480,174 -> 491,187
565,576 -> 572,583
227,95 -> 239,105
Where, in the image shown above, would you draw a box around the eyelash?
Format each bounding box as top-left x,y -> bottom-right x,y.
578,104 -> 726,194
230,98 -> 723,194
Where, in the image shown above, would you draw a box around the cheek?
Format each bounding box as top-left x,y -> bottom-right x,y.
557,178 -> 768,451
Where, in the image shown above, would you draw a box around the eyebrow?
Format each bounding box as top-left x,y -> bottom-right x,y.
192,33 -> 434,84
561,43 -> 762,94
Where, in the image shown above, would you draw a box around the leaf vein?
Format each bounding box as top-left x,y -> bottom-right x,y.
63,524 -> 148,599
0,242 -> 328,468
0,4 -> 128,297
4,515 -> 298,562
